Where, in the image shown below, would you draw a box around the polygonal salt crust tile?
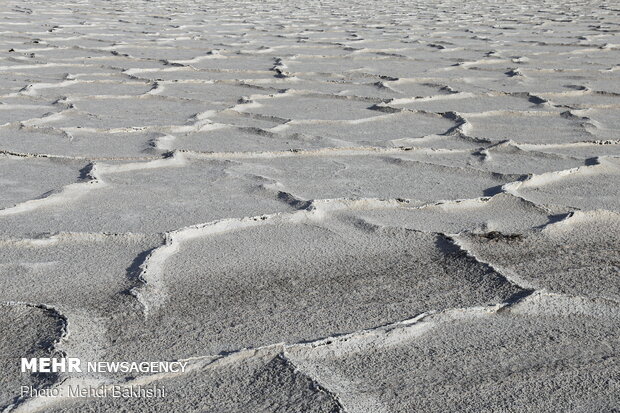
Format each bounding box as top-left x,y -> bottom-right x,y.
390,134 -> 485,150
279,111 -> 456,147
515,156 -> 620,212
0,96 -> 56,108
43,96 -> 225,129
528,50 -> 614,67
0,233 -> 161,311
386,80 -> 454,98
0,74 -> 42,95
451,74 -> 547,94
0,157 -> 294,236
457,59 -> 523,73
30,38 -> 117,50
407,65 -> 514,84
391,93 -> 546,113
31,80 -> 154,99
236,154 -> 519,202
90,52 -> 176,66
352,59 -> 445,79
539,90 -> 620,108
474,145 -> 586,175
156,82 -> 265,105
584,76 -> 620,94
71,72 -> 139,83
516,142 -> 620,159
47,352 -> 343,413
166,39 -> 234,50
272,44 -> 352,56
408,47 -> 490,62
0,126 -> 160,158
108,216 -> 522,362
0,156 -> 86,210
276,80 -> 400,100
502,70 -> 604,94
395,144 -> 584,176
403,78 -> 494,95
0,304 -> 64,409
173,126 -> 334,153
456,210 -> 620,301
530,53 -> 620,72
129,68 -> 278,82
0,102 -> 60,126
321,82 -> 414,100
22,47 -> 111,61
281,57 -> 377,75
466,111 -> 593,144
287,294 -> 620,413
0,233 -> 164,367
188,55 -> 279,71
242,94 -> 381,121
204,110 -> 285,129
1,64 -> 124,81
106,46 -> 209,61
344,193 -> 555,234
579,108 -> 620,141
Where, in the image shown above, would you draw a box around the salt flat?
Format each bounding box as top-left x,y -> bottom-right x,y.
0,0 -> 619,411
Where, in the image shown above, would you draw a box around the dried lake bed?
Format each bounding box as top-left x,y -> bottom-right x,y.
0,0 -> 619,411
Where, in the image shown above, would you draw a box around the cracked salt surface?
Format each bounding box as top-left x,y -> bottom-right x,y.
1,0 -> 619,411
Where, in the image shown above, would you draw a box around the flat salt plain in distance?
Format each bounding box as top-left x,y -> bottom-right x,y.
0,0 -> 619,412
